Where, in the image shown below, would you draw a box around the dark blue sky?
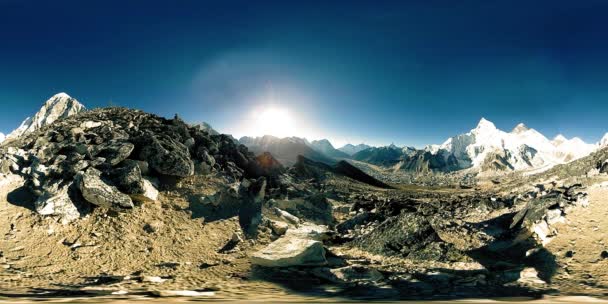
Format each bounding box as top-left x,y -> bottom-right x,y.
1,0 -> 608,147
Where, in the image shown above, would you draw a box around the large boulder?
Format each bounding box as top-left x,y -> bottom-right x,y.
251,236 -> 326,267
76,167 -> 133,209
251,222 -> 329,267
139,135 -> 194,177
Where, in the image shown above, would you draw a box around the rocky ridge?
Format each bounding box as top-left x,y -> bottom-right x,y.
0,107 -> 273,223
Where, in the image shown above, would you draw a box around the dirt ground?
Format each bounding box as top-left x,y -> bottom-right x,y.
545,178 -> 608,295
2,172 -> 608,302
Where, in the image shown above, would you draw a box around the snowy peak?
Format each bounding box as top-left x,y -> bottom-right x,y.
0,132 -> 5,144
474,118 -> 497,133
600,133 -> 608,148
511,123 -> 530,134
552,134 -> 568,145
7,93 -> 85,140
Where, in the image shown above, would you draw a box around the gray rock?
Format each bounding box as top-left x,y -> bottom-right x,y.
91,140 -> 134,166
113,160 -> 145,195
139,135 -> 194,177
76,167 -> 133,209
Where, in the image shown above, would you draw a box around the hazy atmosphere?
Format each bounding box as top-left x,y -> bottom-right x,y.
2,0 -> 608,147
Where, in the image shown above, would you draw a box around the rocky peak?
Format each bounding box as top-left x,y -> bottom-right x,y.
7,92 -> 85,140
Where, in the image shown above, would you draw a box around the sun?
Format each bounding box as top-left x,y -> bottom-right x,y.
251,107 -> 297,138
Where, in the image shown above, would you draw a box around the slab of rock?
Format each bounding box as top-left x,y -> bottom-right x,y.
251,236 -> 326,267
91,140 -> 134,166
76,167 -> 133,209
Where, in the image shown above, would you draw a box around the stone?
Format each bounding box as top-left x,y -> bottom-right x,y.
35,182 -> 82,224
91,140 -> 135,166
517,267 -> 546,285
251,236 -> 326,267
112,160 -> 145,195
273,207 -> 301,225
139,135 -> 194,177
269,220 -> 289,236
142,276 -> 166,283
130,178 -> 159,203
311,266 -> 384,284
76,167 -> 134,209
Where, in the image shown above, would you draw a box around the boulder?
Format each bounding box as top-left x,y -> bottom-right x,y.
91,140 -> 134,166
112,160 -> 145,195
139,135 -> 194,177
130,178 -> 159,203
76,167 -> 134,209
269,220 -> 289,236
251,236 -> 326,267
35,181 -> 83,223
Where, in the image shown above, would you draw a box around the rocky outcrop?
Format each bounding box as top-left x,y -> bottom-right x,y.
0,107 -> 276,222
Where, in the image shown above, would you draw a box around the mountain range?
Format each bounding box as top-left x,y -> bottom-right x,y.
2,92 -> 607,177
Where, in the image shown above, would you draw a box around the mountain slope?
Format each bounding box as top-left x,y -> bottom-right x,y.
352,144 -> 417,167
338,143 -> 372,156
7,92 -> 85,140
239,135 -> 334,166
0,133 -> 4,144
309,139 -> 350,159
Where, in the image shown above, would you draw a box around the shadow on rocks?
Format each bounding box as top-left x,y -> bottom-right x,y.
6,185 -> 37,211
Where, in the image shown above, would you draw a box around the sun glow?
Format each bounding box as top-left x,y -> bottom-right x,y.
250,107 -> 297,138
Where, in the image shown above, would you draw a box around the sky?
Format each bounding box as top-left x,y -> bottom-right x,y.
1,0 -> 608,148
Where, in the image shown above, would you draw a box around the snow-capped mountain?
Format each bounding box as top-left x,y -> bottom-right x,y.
430,118 -> 597,173
338,143 -> 372,156
600,133 -> 608,148
7,93 -> 85,140
0,132 -> 5,144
